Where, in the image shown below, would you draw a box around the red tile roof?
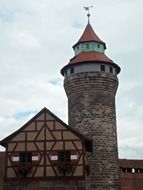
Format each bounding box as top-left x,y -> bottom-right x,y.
69,52 -> 113,64
73,23 -> 106,49
61,23 -> 121,75
61,51 -> 120,75
119,159 -> 143,168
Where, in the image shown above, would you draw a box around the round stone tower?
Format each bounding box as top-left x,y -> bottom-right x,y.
61,21 -> 121,190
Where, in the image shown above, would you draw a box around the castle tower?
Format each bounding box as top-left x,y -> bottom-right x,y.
61,17 -> 121,190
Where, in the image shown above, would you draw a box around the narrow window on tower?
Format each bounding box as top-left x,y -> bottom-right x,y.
85,140 -> 93,152
86,43 -> 89,49
64,71 -> 67,77
70,67 -> 74,74
97,44 -> 100,48
110,66 -> 113,73
100,65 -> 105,72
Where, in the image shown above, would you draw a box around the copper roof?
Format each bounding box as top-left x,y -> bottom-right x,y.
69,52 -> 113,64
73,23 -> 106,49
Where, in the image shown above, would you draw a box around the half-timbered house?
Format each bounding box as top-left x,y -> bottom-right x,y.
0,107 -> 91,190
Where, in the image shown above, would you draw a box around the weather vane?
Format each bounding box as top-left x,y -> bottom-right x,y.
84,6 -> 93,23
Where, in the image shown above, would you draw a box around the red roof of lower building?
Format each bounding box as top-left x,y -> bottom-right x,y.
119,159 -> 143,168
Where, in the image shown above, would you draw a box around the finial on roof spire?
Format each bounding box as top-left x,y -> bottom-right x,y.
84,6 -> 93,23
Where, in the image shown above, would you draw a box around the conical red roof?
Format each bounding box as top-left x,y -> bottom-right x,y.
61,22 -> 121,75
73,23 -> 106,49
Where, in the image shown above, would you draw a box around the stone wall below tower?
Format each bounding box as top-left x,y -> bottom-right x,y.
4,179 -> 86,190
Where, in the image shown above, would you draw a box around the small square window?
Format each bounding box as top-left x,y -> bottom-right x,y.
70,67 -> 74,74
101,65 -> 105,72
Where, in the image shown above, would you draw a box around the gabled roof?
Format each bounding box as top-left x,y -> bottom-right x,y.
73,23 -> 106,49
0,107 -> 89,147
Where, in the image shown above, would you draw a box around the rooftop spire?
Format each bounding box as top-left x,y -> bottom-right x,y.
84,6 -> 93,23
72,22 -> 106,49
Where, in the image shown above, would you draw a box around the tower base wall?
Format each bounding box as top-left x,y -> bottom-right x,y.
64,72 -> 121,190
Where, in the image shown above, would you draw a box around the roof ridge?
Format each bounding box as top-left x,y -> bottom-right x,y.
0,107 -> 89,147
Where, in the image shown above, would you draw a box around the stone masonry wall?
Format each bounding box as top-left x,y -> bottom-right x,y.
4,179 -> 86,190
64,72 -> 121,190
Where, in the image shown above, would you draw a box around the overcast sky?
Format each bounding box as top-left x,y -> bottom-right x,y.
0,0 -> 143,159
